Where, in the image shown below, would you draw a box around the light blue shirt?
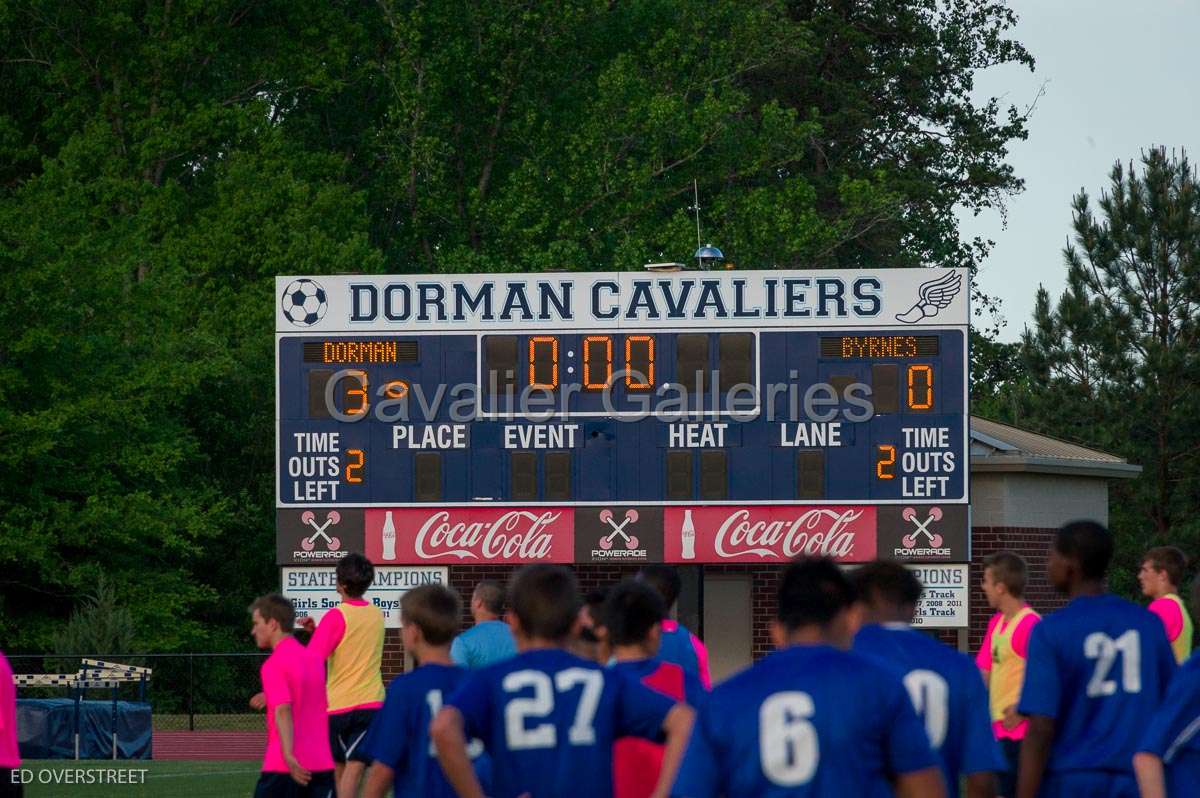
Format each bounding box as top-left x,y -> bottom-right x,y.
451,619 -> 517,669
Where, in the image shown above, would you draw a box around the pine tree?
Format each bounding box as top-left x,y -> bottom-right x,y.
1019,148 -> 1200,588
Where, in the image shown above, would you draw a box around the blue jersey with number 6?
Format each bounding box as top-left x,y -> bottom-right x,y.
1017,594 -> 1176,774
446,648 -> 676,798
671,644 -> 939,797
854,623 -> 1004,796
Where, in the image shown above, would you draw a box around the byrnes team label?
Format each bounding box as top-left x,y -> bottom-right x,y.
275,269 -> 969,520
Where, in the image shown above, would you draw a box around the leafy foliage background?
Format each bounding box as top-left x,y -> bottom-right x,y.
0,0 -> 1034,651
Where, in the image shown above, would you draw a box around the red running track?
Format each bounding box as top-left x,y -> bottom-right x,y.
153,731 -> 264,760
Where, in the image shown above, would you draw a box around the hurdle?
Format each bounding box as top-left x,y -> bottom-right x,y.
13,661 -> 153,759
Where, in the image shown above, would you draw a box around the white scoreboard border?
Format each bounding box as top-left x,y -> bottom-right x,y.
275,268 -> 970,509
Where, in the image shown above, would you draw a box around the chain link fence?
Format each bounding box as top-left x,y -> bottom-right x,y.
9,653 -> 268,732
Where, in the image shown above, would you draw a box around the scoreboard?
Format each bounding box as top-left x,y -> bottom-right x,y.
276,269 -> 969,568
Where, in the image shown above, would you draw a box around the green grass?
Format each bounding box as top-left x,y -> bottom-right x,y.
18,760 -> 259,798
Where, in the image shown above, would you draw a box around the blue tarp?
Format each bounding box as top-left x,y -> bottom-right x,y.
17,698 -> 152,760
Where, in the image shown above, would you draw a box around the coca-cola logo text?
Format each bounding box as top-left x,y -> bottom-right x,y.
415,510 -> 560,560
714,508 -> 865,559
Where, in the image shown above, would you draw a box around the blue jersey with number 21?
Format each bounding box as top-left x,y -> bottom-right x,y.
854,623 -> 1004,797
671,644 -> 939,797
1018,594 -> 1176,775
447,648 -> 676,798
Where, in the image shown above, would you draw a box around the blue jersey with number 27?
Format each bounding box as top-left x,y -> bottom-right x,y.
854,623 -> 1004,797
1018,594 -> 1176,774
671,644 -> 939,797
447,648 -> 676,798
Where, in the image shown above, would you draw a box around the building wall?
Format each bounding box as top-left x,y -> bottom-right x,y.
971,472 -> 1109,528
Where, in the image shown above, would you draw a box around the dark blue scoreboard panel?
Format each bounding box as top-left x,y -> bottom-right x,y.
277,329 -> 965,505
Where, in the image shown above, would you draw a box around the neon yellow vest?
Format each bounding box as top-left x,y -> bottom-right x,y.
1162,593 -> 1194,665
326,601 -> 385,712
989,606 -> 1040,723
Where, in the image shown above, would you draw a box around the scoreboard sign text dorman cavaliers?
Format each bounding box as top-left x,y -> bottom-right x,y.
276,268 -> 970,566
276,270 -> 966,331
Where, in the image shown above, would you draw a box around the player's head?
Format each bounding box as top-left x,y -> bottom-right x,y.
982,551 -> 1028,608
772,557 -> 859,649
400,584 -> 462,655
249,593 -> 295,650
637,565 -> 681,612
507,564 -> 581,644
1139,546 -> 1186,598
852,560 -> 923,624
603,580 -> 666,653
471,580 -> 505,620
1049,520 -> 1113,592
578,588 -> 610,645
335,552 -> 374,599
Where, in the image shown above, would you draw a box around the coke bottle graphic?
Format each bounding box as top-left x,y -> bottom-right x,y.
680,510 -> 696,560
381,511 -> 397,560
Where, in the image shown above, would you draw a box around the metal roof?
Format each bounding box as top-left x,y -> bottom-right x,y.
970,416 -> 1142,479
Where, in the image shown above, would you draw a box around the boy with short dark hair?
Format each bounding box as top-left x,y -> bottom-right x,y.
1139,545 -> 1193,664
977,551 -> 1039,797
303,553 -> 385,798
250,593 -> 335,798
637,566 -> 711,688
605,580 -> 706,798
673,558 -> 945,798
1016,521 -> 1176,798
361,584 -> 489,798
432,564 -> 695,798
853,560 -> 1003,798
1134,576 -> 1200,798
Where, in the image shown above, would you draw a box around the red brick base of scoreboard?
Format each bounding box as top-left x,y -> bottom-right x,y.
380,527 -> 1067,680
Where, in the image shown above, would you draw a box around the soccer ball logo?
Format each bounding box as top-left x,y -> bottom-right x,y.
281,279 -> 328,326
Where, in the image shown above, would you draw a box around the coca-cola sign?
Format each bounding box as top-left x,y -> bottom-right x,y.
663,506 -> 877,563
364,508 -> 575,564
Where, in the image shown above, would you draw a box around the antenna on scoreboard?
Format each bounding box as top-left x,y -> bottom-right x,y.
643,179 -> 725,272
690,179 -> 725,271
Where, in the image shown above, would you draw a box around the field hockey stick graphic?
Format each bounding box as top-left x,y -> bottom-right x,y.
901,507 -> 943,548
598,509 -> 640,550
300,510 -> 342,551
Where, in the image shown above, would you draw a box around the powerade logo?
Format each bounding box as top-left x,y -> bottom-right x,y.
893,507 -> 951,558
590,509 -> 648,560
291,510 -> 348,561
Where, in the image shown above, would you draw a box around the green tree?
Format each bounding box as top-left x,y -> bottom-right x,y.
51,576 -> 136,657
1014,148 -> 1200,595
0,0 -> 1034,649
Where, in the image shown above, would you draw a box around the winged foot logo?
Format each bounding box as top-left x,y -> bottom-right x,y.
895,271 -> 962,324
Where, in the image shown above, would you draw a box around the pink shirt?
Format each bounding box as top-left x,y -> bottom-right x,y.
1149,597 -> 1185,641
0,651 -> 19,768
976,611 -> 1037,740
260,636 -> 334,773
661,620 -> 712,689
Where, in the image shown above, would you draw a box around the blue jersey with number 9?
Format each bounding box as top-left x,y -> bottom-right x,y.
1017,594 -> 1176,774
447,648 -> 676,798
671,644 -> 939,797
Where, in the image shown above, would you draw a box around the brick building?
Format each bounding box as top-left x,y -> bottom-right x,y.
380,416 -> 1139,681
